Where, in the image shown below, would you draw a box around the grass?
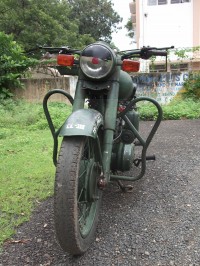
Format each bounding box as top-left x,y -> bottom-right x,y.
138,98 -> 200,120
0,100 -> 72,246
0,97 -> 199,246
0,129 -> 54,244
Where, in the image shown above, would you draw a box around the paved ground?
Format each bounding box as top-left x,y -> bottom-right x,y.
0,119 -> 200,266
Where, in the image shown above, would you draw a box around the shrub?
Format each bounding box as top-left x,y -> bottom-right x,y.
182,71 -> 200,100
0,32 -> 38,99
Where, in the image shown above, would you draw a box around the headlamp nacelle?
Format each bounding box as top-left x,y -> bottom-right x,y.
80,43 -> 115,80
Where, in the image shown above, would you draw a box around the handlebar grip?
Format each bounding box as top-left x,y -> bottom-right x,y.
150,50 -> 167,56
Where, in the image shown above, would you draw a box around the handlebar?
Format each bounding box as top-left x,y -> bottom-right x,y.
38,46 -> 81,55
26,44 -> 174,62
121,46 -> 174,60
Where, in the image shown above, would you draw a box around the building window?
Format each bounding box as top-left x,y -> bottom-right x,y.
148,0 -> 168,5
158,0 -> 167,4
170,64 -> 179,72
148,0 -> 157,5
170,63 -> 188,72
171,0 -> 190,3
179,63 -> 188,71
150,64 -> 166,72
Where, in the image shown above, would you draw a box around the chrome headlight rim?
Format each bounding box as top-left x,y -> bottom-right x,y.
80,43 -> 116,80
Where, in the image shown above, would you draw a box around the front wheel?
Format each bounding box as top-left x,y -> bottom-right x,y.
54,136 -> 102,255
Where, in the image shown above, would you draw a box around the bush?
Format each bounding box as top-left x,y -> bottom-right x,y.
0,32 -> 38,99
138,98 -> 200,120
182,71 -> 200,99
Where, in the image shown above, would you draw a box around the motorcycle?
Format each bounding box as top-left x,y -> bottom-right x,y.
42,42 -> 173,255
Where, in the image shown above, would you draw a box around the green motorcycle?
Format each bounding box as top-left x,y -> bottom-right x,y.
42,42 -> 172,255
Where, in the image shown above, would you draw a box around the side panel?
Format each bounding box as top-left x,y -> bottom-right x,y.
59,109 -> 103,138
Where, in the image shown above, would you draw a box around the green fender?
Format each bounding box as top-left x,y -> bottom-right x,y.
59,109 -> 103,138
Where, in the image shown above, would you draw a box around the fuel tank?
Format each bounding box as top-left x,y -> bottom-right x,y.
118,70 -> 135,100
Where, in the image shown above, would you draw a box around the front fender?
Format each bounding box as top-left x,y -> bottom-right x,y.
59,109 -> 103,138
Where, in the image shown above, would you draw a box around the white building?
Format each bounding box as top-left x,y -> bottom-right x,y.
130,0 -> 200,72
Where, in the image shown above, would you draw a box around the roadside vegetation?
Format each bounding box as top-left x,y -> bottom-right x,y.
138,98 -> 200,120
0,101 -> 71,246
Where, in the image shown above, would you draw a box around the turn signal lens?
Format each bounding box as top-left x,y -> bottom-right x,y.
122,60 -> 140,72
57,54 -> 74,66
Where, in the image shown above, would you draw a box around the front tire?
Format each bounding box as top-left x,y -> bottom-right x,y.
54,136 -> 102,255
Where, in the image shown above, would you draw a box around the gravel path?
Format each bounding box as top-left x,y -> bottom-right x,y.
1,119 -> 200,266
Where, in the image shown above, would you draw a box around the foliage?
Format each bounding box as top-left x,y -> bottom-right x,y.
67,0 -> 122,42
171,46 -> 200,61
182,71 -> 200,99
0,32 -> 38,99
125,17 -> 135,40
138,98 -> 200,121
0,0 -> 122,51
0,0 -> 94,51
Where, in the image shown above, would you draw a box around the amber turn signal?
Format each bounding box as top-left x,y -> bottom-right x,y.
57,54 -> 74,66
122,60 -> 140,72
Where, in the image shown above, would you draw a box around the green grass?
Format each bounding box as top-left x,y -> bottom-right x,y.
0,97 -> 199,246
0,100 -> 72,246
138,98 -> 200,120
0,129 -> 54,244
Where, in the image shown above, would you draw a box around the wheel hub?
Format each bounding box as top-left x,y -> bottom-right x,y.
87,160 -> 101,202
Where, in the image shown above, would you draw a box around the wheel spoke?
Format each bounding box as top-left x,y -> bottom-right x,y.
78,168 -> 87,179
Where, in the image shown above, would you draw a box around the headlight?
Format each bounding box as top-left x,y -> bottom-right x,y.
80,43 -> 115,80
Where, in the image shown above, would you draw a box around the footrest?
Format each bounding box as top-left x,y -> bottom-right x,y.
134,155 -> 156,167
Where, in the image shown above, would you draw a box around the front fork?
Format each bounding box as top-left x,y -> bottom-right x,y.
73,79 -> 120,185
101,82 -> 119,182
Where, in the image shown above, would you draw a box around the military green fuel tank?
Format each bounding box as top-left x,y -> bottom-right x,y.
118,70 -> 135,100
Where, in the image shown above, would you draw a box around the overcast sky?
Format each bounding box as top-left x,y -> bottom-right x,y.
111,0 -> 136,51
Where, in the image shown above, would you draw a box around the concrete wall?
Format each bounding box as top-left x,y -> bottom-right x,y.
132,72 -> 188,104
12,76 -> 78,103
12,72 -> 187,105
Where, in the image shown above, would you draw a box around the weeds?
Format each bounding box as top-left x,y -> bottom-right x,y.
0,100 -> 72,131
138,98 -> 200,121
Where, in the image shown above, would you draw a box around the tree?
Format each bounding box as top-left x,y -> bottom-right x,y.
67,0 -> 122,42
0,0 -> 94,51
125,17 -> 135,40
0,32 -> 38,99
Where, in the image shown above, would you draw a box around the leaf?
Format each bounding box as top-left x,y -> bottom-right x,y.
5,239 -> 30,245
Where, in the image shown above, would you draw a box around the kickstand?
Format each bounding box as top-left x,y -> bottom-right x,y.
117,180 -> 134,193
